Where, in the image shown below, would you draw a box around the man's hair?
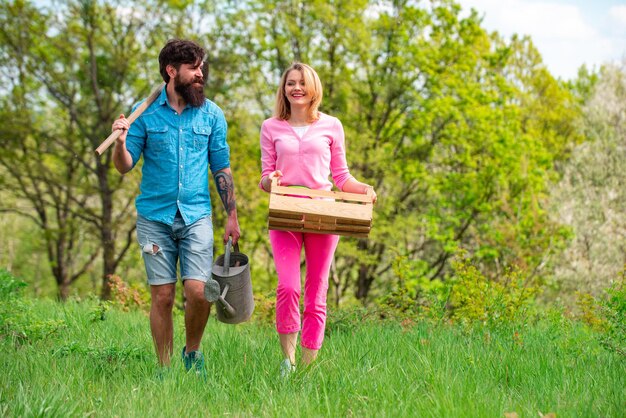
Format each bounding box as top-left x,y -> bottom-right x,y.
158,39 -> 206,83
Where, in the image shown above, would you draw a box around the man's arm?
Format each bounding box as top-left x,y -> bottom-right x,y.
111,114 -> 134,174
214,168 -> 241,245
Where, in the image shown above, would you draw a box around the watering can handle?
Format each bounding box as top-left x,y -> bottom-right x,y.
222,237 -> 242,275
223,237 -> 232,275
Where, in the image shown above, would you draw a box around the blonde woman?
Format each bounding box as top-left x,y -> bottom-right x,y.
259,63 -> 376,375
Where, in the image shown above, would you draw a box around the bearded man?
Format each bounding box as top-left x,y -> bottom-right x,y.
112,39 -> 240,377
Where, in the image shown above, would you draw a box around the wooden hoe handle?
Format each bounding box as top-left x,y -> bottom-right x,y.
94,82 -> 165,155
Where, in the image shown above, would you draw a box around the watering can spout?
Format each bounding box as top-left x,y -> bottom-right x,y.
217,284 -> 236,318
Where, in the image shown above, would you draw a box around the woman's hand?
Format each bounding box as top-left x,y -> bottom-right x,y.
263,170 -> 283,191
341,178 -> 377,203
363,185 -> 377,204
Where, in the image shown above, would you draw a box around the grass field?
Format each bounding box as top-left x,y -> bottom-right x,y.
1,296 -> 624,418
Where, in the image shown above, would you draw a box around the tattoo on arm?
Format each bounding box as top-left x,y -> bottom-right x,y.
214,171 -> 236,215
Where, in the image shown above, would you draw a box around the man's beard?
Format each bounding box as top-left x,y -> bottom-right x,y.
174,74 -> 205,107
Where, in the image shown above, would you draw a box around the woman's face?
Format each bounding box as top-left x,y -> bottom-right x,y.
284,70 -> 309,108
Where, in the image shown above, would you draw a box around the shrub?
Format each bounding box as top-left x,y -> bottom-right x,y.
377,253 -> 540,328
575,291 -> 606,331
447,255 -> 539,327
251,290 -> 276,325
0,268 -> 27,300
597,268 -> 626,356
107,275 -> 149,312
0,270 -> 65,345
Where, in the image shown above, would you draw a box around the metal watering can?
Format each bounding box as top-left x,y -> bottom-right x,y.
206,238 -> 254,324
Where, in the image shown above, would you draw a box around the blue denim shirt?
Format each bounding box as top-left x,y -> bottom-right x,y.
126,87 -> 230,226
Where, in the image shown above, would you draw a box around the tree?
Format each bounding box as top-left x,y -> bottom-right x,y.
550,59 -> 626,296
204,0 -> 581,304
0,0 -> 168,299
0,0 -> 584,306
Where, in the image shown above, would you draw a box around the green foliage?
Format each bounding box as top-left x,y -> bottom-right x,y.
598,268 -> 626,356
572,268 -> 626,357
379,253 -> 540,327
52,340 -> 150,365
0,268 -> 27,299
90,300 -> 113,322
549,60 -> 626,300
0,270 -> 66,345
1,296 -> 624,417
0,0 -> 587,307
447,255 -> 539,327
4,391 -> 79,418
325,305 -> 386,336
575,291 -> 606,331
106,275 -> 150,312
250,290 -> 276,326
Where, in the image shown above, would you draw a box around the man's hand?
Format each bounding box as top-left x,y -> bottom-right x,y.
111,114 -> 133,174
112,114 -> 130,143
225,215 -> 240,246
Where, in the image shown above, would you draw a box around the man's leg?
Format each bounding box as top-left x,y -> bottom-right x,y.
178,215 -> 214,357
183,279 -> 210,352
150,283 -> 176,366
137,215 -> 179,367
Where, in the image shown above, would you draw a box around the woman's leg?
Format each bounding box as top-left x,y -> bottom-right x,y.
270,230 -> 304,364
301,233 -> 340,363
279,333 -> 298,365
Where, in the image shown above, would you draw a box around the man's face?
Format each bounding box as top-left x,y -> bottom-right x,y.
173,61 -> 205,107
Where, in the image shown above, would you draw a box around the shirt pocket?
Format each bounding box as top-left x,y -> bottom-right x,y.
193,125 -> 211,151
146,126 -> 170,155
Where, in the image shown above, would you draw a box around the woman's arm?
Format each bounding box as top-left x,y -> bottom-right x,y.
341,178 -> 377,203
259,120 -> 279,192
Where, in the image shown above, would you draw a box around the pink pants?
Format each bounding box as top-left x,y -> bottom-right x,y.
269,230 -> 340,350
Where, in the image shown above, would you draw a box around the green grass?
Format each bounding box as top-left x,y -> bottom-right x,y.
1,299 -> 624,417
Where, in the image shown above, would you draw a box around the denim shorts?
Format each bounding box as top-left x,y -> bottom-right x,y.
136,213 -> 213,285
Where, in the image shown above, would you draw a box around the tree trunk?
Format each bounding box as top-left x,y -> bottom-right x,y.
355,263 -> 373,302
58,280 -> 71,301
99,163 -> 115,300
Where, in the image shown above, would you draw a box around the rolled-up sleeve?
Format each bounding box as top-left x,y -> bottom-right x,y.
259,120 -> 277,189
208,108 -> 230,173
330,118 -> 354,190
125,103 -> 146,167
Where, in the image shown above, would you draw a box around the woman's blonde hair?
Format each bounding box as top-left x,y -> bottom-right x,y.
274,62 -> 323,122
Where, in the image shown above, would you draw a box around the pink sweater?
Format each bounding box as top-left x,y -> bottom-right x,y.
259,113 -> 355,191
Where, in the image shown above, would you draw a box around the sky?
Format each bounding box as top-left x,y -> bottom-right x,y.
456,0 -> 626,80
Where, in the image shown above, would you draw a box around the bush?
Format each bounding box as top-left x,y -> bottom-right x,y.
597,268 -> 626,356
0,268 -> 27,300
107,275 -> 149,312
447,256 -> 539,327
0,270 -> 65,345
377,254 -> 541,328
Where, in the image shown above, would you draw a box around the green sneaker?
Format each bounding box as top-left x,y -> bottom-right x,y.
154,366 -> 172,381
182,346 -> 206,379
280,358 -> 296,378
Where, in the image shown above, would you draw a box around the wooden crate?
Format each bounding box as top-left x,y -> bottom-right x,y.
268,178 -> 374,238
